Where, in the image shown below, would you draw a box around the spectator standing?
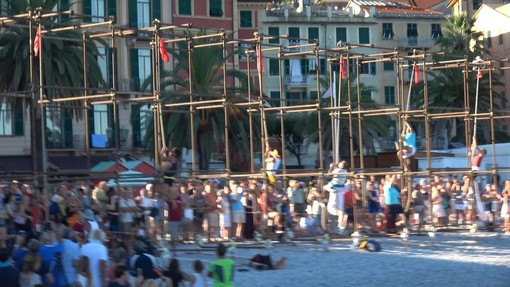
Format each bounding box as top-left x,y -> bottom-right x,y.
163,184 -> 184,256
0,247 -> 19,287
39,230 -> 65,287
163,258 -> 194,287
383,175 -> 405,232
81,230 -> 108,287
229,181 -> 246,241
119,189 -> 139,244
76,256 -> 91,287
204,183 -> 220,242
218,189 -> 231,241
20,252 -> 43,287
501,180 -> 510,235
62,228 -> 81,286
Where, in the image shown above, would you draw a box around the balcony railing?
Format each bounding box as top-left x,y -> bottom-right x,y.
398,37 -> 435,48
285,75 -> 309,86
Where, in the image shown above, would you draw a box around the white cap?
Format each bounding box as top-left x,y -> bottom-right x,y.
146,183 -> 153,191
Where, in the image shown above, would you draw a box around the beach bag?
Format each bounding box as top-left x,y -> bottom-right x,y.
251,254 -> 272,270
364,239 -> 382,252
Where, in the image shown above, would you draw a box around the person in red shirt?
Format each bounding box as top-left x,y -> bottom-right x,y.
342,186 -> 354,231
163,184 -> 184,256
470,137 -> 486,171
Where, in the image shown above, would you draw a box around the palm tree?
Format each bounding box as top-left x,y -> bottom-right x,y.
0,0 -> 105,109
422,12 -> 503,146
0,0 -> 106,173
435,13 -> 486,58
142,30 -> 259,171
305,74 -> 389,165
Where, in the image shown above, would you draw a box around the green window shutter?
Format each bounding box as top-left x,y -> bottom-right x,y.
132,104 -> 141,147
87,106 -> 95,146
14,101 -> 24,136
359,28 -> 370,44
83,0 -> 92,22
61,0 -> 69,21
179,0 -> 192,15
284,59 -> 289,75
308,27 -> 319,43
336,27 -> 346,43
300,59 -> 307,74
64,109 -> 73,148
240,11 -> 252,28
371,62 -> 376,75
108,47 -> 117,88
270,91 -> 280,107
153,0 -> 161,20
210,0 -> 223,17
319,58 -> 326,74
108,0 -> 117,20
107,104 -> 119,147
269,59 -> 279,76
289,27 -> 299,39
384,62 -> 394,71
268,27 -> 279,44
129,0 -> 138,28
130,48 -> 140,91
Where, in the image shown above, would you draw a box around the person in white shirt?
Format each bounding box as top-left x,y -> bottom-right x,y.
119,189 -> 140,242
81,229 -> 108,287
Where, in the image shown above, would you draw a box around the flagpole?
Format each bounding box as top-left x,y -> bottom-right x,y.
333,71 -> 339,164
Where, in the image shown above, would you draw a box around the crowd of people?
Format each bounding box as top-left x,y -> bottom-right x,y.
0,162 -> 509,286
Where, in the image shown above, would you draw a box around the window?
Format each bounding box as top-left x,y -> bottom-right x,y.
138,49 -> 152,90
360,62 -> 376,75
473,0 -> 482,11
239,43 -> 254,61
97,47 -> 108,83
91,0 -> 105,22
46,107 -> 73,148
137,0 -> 150,28
288,27 -> 300,44
268,27 -> 279,44
336,27 -> 347,44
431,24 -> 442,39
93,105 -> 109,136
132,104 -> 152,147
499,34 -> 503,45
487,31 -> 492,48
270,91 -> 280,107
178,0 -> 192,15
210,0 -> 223,17
286,92 -> 306,106
382,23 -> 394,39
310,91 -> 318,99
309,59 -> 317,73
384,62 -> 394,71
0,103 -> 13,136
407,23 -> 418,37
308,27 -> 319,44
359,27 -> 370,44
0,1 -> 11,16
384,86 -> 395,104
0,101 -> 23,136
269,59 -> 279,76
240,11 -> 252,28
129,0 -> 159,28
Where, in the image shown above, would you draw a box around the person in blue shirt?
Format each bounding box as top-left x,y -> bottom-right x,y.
396,120 -> 416,171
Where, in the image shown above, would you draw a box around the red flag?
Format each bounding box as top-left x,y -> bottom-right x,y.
477,70 -> 483,79
340,59 -> 347,79
34,27 -> 41,57
414,63 -> 420,84
159,38 -> 169,63
257,46 -> 265,73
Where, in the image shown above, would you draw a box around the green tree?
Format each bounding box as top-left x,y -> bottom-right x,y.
142,30 -> 259,171
0,0 -> 105,174
266,114 -> 308,167
423,12 -> 503,147
306,75 -> 388,165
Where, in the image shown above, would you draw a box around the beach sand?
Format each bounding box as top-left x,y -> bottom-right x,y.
173,232 -> 510,287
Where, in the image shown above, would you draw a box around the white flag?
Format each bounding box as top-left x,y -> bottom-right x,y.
322,71 -> 337,98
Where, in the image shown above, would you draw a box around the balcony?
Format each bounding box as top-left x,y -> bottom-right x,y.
398,37 -> 435,48
285,75 -> 309,87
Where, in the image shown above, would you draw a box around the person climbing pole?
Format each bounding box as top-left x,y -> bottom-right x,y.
396,120 -> 416,171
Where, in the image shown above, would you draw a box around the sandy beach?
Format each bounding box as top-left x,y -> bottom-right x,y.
173,232 -> 510,287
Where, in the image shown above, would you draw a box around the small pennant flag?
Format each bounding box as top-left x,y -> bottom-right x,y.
477,70 -> 483,79
414,63 -> 420,84
341,58 -> 347,80
159,38 -> 169,63
34,27 -> 41,57
257,46 -> 265,73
